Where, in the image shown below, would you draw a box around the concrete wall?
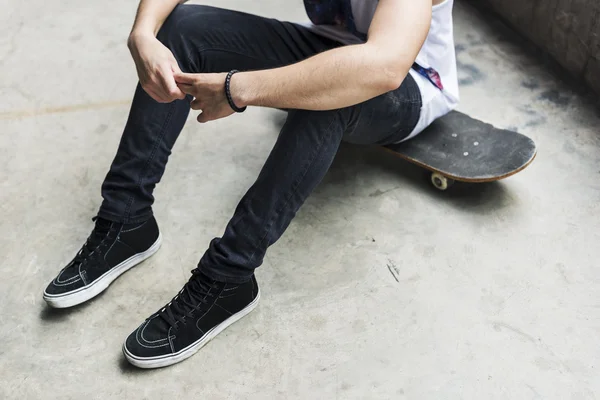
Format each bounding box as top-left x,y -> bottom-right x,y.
475,0 -> 600,96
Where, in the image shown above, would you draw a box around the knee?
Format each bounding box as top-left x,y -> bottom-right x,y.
156,5 -> 188,45
156,5 -> 209,71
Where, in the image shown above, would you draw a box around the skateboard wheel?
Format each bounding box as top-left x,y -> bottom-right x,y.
431,172 -> 454,190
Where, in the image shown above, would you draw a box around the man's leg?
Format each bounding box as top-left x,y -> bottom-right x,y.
44,5 -> 340,308
199,71 -> 422,283
123,72 -> 421,368
198,107 -> 354,282
99,5 -> 339,224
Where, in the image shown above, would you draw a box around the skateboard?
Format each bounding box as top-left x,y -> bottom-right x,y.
383,111 -> 537,190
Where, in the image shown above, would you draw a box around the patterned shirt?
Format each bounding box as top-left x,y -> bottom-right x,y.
304,0 -> 365,40
303,0 -> 444,90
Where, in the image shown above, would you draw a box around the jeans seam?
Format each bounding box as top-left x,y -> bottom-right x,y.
247,111 -> 340,263
122,100 -> 176,221
122,197 -> 135,222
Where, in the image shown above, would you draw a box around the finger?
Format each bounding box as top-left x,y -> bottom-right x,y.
176,82 -> 196,96
156,66 -> 184,101
190,98 -> 203,111
197,111 -> 209,123
174,71 -> 197,84
170,64 -> 187,100
150,84 -> 173,103
142,76 -> 170,102
142,83 -> 167,103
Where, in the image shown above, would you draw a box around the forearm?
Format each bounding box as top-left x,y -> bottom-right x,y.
232,43 -> 409,111
129,0 -> 186,39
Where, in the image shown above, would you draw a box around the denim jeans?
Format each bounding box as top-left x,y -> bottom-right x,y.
98,5 -> 422,283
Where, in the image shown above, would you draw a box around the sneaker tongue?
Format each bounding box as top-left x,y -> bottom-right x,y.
187,272 -> 214,298
158,271 -> 218,327
72,217 -> 113,265
176,273 -> 213,311
89,218 -> 112,246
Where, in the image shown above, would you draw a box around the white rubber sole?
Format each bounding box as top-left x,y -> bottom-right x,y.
123,289 -> 261,369
43,233 -> 162,308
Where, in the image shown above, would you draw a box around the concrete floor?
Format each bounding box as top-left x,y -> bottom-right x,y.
1,0 -> 599,399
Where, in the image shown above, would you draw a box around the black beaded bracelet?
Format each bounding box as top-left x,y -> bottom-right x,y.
225,70 -> 246,113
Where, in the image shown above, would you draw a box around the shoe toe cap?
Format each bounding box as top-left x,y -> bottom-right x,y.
43,275 -> 83,296
124,319 -> 174,359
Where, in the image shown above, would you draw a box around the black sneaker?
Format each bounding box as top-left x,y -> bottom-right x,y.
43,216 -> 162,308
123,270 -> 260,368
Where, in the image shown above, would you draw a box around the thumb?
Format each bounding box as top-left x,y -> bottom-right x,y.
169,65 -> 186,100
158,65 -> 185,100
176,82 -> 195,95
174,71 -> 196,84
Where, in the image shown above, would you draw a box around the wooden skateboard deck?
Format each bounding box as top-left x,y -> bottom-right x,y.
383,111 -> 537,190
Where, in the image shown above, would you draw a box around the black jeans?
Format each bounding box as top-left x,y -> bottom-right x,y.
98,5 -> 421,283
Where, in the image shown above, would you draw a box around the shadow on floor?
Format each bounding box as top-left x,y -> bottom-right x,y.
39,291 -> 108,322
324,141 -> 513,215
363,144 -> 514,213
117,356 -> 159,376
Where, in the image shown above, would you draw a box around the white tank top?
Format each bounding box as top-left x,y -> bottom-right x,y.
300,0 -> 460,142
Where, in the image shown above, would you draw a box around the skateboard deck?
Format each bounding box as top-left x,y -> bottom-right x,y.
383,111 -> 537,190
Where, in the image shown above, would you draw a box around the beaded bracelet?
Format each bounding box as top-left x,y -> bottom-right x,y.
225,70 -> 247,113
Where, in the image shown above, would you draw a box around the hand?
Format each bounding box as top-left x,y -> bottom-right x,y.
174,72 -> 236,123
128,32 -> 186,103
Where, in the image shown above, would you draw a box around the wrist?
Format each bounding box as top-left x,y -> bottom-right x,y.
128,28 -> 155,48
229,72 -> 252,108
